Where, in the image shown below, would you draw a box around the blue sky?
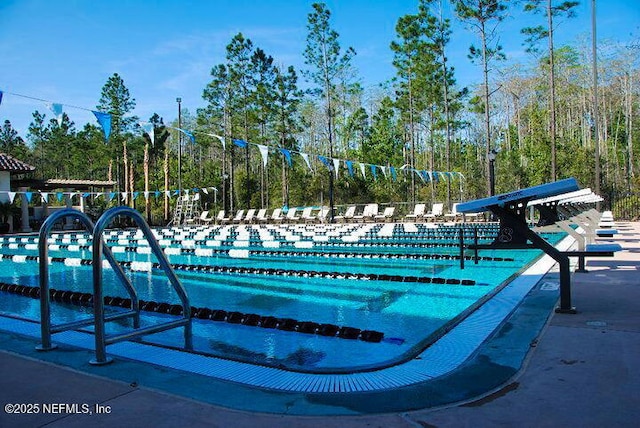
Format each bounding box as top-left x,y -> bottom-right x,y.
1,0 -> 638,138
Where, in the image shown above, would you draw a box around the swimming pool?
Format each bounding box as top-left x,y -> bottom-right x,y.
0,222 -> 566,373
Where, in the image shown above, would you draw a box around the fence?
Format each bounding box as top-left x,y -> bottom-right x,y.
605,193 -> 640,221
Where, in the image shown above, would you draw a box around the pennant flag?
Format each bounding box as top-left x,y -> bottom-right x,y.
40,192 -> 49,203
300,153 -> 312,171
132,192 -> 140,200
25,192 -> 33,203
211,134 -> 226,151
380,166 -> 388,178
432,171 -> 439,183
173,190 -> 179,196
56,192 -> 64,202
279,148 -> 292,167
165,190 -> 171,198
390,166 -> 397,181
233,139 -> 248,148
180,128 -> 195,144
370,164 -> 378,180
108,192 -> 116,202
258,144 -> 269,167
345,160 -> 354,177
95,193 -> 103,200
139,122 -> 155,146
359,162 -> 366,179
47,103 -> 63,126
0,90 -> 3,106
82,192 -> 90,198
144,191 -> 150,201
154,190 -> 160,198
202,188 -> 209,195
7,192 -> 16,204
92,111 -> 111,141
122,192 -> 128,203
332,158 -> 340,178
318,155 -> 333,171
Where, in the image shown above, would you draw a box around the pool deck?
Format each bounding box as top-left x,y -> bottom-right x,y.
1,222 -> 639,427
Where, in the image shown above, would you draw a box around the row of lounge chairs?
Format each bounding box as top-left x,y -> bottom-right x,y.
191,207 -> 331,225
188,202 -> 486,226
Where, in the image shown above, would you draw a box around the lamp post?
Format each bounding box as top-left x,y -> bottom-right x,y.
176,97 -> 182,195
488,149 -> 497,197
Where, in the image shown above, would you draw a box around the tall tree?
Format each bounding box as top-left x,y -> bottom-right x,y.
303,2 -> 356,221
455,0 -> 507,196
0,120 -> 29,160
522,0 -> 580,181
96,73 -> 138,202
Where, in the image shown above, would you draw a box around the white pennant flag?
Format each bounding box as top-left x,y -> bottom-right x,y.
202,188 -> 209,195
380,166 -> 387,178
359,163 -> 366,179
144,191 -> 150,201
139,122 -> 155,146
165,190 -> 171,198
40,192 -> 49,203
7,192 -> 16,203
95,193 -> 103,200
300,153 -> 312,171
258,144 -> 269,167
211,134 -> 226,151
332,158 -> 340,178
47,103 -> 63,126
122,192 -> 128,202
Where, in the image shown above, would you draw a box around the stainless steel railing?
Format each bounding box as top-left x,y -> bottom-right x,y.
90,206 -> 192,365
37,209 -> 140,352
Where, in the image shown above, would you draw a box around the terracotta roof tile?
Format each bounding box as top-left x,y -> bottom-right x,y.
0,153 -> 35,173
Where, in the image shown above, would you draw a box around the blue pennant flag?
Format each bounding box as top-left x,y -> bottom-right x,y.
82,192 -> 90,198
0,90 -> 3,107
92,111 -> 112,141
108,192 -> 116,202
176,128 -> 195,144
432,171 -> 440,183
420,170 -> 430,183
25,192 -> 33,203
173,190 -> 180,196
345,160 -> 354,177
318,155 -> 333,171
56,192 -> 64,202
132,192 -> 139,200
390,166 -> 397,181
279,148 -> 292,167
155,190 -> 161,198
233,139 -> 248,148
369,164 -> 378,180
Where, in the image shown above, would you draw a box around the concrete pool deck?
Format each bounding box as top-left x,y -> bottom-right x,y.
1,222 -> 639,427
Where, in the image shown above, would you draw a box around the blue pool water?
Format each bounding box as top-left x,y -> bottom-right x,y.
0,223 -> 566,373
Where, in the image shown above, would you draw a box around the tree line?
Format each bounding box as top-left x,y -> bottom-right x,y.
1,0 -> 638,223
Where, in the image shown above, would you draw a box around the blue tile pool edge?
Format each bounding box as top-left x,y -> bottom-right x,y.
0,235 -> 576,415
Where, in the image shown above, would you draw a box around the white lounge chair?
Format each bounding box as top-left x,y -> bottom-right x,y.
355,203 -> 378,222
444,203 -> 463,222
231,209 -> 245,224
255,208 -> 268,223
335,205 -> 356,223
242,209 -> 256,224
315,206 -> 330,223
424,203 -> 444,221
284,207 -> 299,223
374,206 -> 395,222
217,210 -> 232,224
405,203 -> 426,222
299,207 -> 315,223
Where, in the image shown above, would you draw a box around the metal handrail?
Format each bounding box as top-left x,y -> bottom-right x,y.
91,206 -> 192,365
36,209 -> 139,351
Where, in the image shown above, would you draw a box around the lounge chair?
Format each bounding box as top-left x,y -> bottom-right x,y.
314,206 -> 330,223
255,208 -> 268,223
424,203 -> 444,222
263,208 -> 283,223
217,210 -> 232,224
444,203 -> 463,222
299,207 -> 315,223
374,206 -> 395,222
230,209 -> 245,224
335,205 -> 356,223
284,207 -> 299,223
186,210 -> 210,225
242,209 -> 256,224
404,203 -> 426,222
355,203 -> 378,222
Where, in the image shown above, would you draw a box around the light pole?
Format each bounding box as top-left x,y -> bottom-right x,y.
488,149 -> 497,197
176,97 -> 182,194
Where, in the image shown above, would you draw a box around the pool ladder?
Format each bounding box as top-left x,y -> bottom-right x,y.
36,206 -> 192,365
